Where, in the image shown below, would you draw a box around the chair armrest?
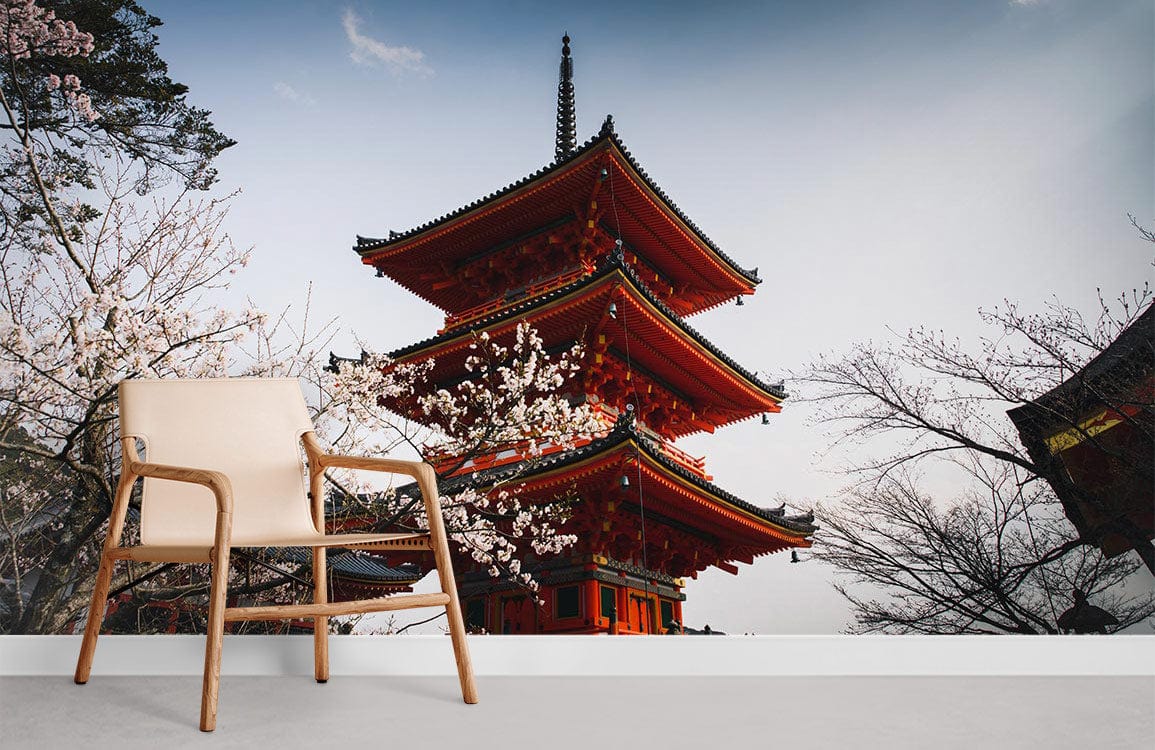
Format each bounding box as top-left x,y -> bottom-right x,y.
127,459 -> 234,514
302,431 -> 430,481
314,452 -> 428,479
301,432 -> 444,534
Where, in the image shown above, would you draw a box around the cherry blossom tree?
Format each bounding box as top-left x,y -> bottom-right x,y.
0,0 -> 244,633
320,322 -> 603,600
800,251 -> 1155,633
0,166 -> 264,633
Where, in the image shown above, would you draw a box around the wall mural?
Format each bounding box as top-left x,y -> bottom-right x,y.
1,1 -> 1152,640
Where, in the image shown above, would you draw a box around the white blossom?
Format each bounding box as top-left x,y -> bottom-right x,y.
320,320 -> 605,592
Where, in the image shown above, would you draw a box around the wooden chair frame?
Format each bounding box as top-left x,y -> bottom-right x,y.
75,430 -> 478,731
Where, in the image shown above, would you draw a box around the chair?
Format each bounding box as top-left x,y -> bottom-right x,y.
74,378 -> 477,731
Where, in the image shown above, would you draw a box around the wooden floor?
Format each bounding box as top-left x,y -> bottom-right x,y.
1,676 -> 1151,748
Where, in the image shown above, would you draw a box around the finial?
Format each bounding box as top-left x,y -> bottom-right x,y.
599,114 -> 615,137
555,34 -> 577,162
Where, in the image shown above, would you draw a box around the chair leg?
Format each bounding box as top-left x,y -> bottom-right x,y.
74,550 -> 116,684
200,543 -> 231,732
76,466 -> 134,685
313,547 -> 329,683
433,543 -> 478,704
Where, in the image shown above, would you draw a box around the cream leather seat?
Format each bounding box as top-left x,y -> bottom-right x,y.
74,378 -> 477,731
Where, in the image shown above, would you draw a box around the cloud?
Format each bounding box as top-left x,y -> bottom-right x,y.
273,82 -> 316,107
341,9 -> 433,76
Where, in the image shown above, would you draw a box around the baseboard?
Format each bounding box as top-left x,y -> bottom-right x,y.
3,634 -> 1154,677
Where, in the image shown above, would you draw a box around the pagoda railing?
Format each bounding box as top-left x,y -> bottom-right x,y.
655,440 -> 710,480
589,403 -> 711,479
440,264 -> 594,334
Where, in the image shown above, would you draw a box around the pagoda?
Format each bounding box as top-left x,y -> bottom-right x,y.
352,37 -> 816,634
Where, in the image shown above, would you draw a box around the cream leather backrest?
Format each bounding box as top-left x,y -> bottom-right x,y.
119,378 -> 318,546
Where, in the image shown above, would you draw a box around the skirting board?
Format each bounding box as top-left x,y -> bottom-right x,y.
3,635 -> 1154,676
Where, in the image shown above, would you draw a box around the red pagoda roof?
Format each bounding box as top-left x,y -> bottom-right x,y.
384,257 -> 784,437
423,415 -> 815,570
356,117 -> 762,317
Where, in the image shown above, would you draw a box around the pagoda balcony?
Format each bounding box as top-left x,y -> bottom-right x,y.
440,264 -> 594,334
589,403 -> 712,480
426,436 -> 597,478
655,439 -> 711,480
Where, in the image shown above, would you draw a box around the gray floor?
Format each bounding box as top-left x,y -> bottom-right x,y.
1,676 -> 1152,749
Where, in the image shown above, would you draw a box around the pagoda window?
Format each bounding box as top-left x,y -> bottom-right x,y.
628,592 -> 657,633
465,598 -> 487,632
555,585 -> 581,620
599,585 -> 617,624
659,599 -> 676,632
501,594 -> 532,634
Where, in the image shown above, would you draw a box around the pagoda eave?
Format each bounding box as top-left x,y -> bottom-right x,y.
356,130 -> 762,316
383,262 -> 784,437
437,424 -> 815,551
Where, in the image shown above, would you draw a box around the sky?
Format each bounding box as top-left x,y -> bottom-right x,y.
143,0 -> 1153,633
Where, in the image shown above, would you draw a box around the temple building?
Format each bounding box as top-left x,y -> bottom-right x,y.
348,37 -> 816,633
1008,302 -> 1154,575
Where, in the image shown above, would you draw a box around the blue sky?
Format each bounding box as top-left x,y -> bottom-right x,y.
144,0 -> 1153,633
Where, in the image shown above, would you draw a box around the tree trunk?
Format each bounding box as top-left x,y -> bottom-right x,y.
16,483 -> 106,633
16,426 -> 113,633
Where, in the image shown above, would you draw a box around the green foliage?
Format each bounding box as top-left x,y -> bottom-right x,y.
17,0 -> 235,190
0,0 -> 236,251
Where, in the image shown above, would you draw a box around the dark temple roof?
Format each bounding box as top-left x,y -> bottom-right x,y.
388,254 -> 787,402
354,116 -> 761,286
1010,302 -> 1154,423
265,547 -> 423,583
1007,302 -> 1154,553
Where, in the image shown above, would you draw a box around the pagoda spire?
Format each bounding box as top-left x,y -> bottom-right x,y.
554,33 -> 577,162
